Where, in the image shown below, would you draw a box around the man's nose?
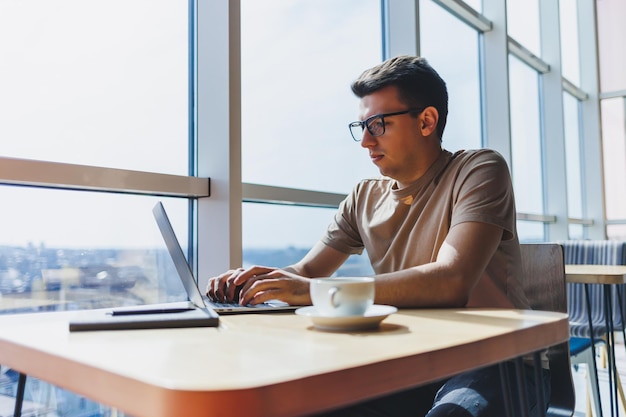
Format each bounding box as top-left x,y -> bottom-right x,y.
360,129 -> 376,148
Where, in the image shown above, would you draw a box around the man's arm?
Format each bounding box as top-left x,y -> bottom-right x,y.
211,222 -> 502,308
285,241 -> 351,278
372,221 -> 503,308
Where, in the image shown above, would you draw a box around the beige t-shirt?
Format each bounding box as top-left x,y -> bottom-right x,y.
321,148 -> 529,309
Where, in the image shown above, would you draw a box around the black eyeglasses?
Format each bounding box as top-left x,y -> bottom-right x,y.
348,108 -> 425,142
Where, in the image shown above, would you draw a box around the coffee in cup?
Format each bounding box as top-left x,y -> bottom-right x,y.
310,277 -> 375,317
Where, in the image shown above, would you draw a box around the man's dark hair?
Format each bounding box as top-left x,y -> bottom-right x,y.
351,55 -> 448,139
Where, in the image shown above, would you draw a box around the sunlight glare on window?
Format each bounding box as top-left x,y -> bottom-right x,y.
509,56 -> 544,241
419,0 -> 482,151
506,0 -> 540,57
240,0 -> 382,194
0,0 -> 188,175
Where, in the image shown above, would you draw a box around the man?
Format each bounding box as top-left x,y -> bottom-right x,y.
206,55 -> 547,416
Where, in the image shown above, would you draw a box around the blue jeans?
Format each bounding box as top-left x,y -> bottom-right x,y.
313,362 -> 551,417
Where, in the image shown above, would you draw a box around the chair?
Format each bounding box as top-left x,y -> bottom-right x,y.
520,243 -> 576,417
569,336 -> 604,417
562,239 -> 626,417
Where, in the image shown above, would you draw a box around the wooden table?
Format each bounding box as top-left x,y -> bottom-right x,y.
566,264 -> 626,417
0,308 -> 569,417
565,265 -> 626,285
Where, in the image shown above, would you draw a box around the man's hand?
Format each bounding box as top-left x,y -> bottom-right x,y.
205,268 -> 246,303
206,266 -> 312,306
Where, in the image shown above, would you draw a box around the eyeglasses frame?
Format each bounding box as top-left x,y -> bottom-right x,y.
348,107 -> 426,142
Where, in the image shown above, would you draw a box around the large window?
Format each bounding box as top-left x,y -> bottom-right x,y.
0,1 -> 191,415
509,55 -> 544,241
242,203 -> 373,276
597,0 -> 626,239
240,0 -> 381,194
0,1 -> 191,308
596,0 -> 626,93
240,0 -> 380,275
419,0 -> 482,151
506,0 -> 541,57
0,1 -> 189,174
601,98 -> 626,239
0,1 -> 191,299
563,92 -> 584,239
559,0 -> 580,86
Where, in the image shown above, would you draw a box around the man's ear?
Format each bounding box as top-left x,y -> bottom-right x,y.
420,107 -> 439,137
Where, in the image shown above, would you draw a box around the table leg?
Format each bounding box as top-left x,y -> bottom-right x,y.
604,284 -> 620,417
533,351 -> 547,417
499,362 -> 514,417
617,285 -> 626,344
499,354 -> 546,417
514,358 -> 530,417
13,373 -> 26,417
613,284 -> 626,415
585,283 -> 605,417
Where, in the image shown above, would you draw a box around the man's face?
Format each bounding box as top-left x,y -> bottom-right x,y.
357,85 -> 424,186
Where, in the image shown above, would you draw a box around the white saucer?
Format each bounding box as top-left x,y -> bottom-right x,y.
295,305 -> 398,331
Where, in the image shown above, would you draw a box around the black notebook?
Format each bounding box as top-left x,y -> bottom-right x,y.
68,301 -> 219,332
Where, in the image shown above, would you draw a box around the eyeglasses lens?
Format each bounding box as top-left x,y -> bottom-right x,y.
349,115 -> 387,141
366,116 -> 384,136
349,123 -> 364,141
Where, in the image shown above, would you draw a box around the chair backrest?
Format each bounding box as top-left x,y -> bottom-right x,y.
561,240 -> 626,266
520,243 -> 575,417
521,243 -> 568,314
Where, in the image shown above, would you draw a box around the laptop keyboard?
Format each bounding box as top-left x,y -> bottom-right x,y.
210,301 -> 245,308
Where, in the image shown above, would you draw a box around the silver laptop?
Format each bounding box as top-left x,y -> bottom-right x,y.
153,201 -> 298,314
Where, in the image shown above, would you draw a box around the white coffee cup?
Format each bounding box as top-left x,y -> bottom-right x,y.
310,277 -> 375,317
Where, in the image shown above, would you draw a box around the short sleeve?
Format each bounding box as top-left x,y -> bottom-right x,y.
449,150 -> 517,240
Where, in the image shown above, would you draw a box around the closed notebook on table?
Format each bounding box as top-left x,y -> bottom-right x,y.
68,301 -> 219,331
